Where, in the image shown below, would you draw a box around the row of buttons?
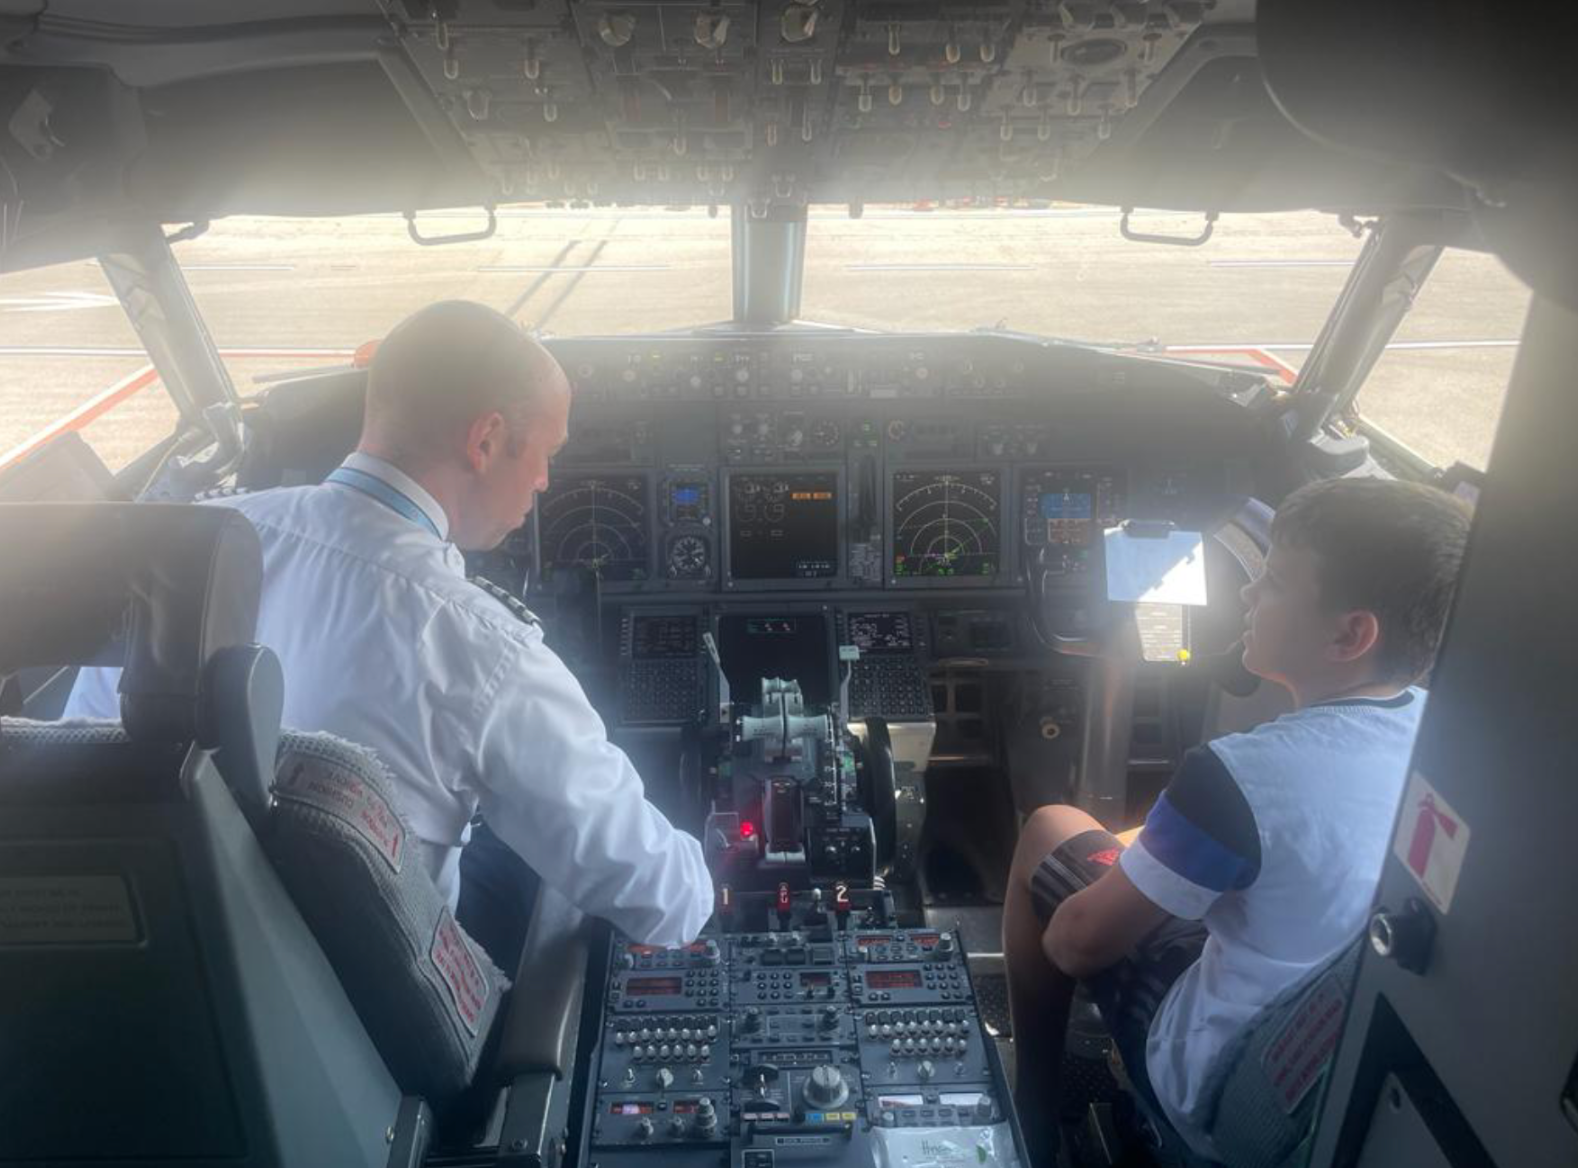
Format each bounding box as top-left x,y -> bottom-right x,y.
618,1042 -> 713,1062
876,1102 -> 995,1127
613,1022 -> 718,1044
879,1035 -> 966,1056
863,1008 -> 970,1026
865,1019 -> 968,1039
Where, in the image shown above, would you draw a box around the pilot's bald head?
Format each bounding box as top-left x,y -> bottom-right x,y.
362,300 -> 568,459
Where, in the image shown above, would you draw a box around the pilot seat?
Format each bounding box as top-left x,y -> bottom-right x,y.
0,502 -> 590,1167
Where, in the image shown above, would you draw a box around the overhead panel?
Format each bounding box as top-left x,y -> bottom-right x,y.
377,0 -> 1207,207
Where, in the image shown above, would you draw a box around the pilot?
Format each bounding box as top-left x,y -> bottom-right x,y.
66,299 -> 713,960
1003,478 -> 1471,1163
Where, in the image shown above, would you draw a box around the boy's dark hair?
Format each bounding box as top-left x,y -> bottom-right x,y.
1271,478 -> 1472,682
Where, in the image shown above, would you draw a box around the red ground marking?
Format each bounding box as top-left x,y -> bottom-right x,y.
0,349 -> 358,474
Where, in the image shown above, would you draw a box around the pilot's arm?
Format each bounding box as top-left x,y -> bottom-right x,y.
1046,746 -> 1260,978
463,622 -> 714,948
60,664 -> 120,719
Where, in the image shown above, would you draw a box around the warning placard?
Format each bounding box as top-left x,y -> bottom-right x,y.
1393,771 -> 1471,914
0,875 -> 140,946
275,758 -> 406,873
430,907 -> 490,1036
1260,967 -> 1348,1112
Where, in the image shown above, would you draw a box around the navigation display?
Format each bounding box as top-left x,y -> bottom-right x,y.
537,474 -> 649,582
727,471 -> 839,581
847,611 -> 915,656
631,615 -> 698,660
891,470 -> 1001,579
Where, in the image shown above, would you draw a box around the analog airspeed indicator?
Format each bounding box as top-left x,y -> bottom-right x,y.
538,475 -> 649,582
891,470 -> 1001,579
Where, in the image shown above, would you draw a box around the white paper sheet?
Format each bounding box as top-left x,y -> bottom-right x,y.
1103,526 -> 1209,606
871,1123 -> 1022,1168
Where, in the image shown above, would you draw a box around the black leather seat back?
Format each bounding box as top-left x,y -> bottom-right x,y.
0,502 -> 410,1167
235,370 -> 366,490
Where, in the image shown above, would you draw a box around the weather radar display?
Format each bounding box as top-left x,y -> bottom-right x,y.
537,475 -> 649,581
891,470 -> 1001,579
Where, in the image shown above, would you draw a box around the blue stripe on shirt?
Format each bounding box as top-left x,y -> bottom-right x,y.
1139,792 -> 1258,894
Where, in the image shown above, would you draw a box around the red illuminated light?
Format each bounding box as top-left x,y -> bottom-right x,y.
740,820 -> 756,839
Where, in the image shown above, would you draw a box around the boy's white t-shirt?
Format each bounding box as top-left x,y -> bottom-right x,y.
1118,690 -> 1426,1157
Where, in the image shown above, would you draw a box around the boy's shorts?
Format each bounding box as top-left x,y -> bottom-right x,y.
1030,829 -> 1208,1109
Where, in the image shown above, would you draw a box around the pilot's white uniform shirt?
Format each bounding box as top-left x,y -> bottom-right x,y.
67,453 -> 713,947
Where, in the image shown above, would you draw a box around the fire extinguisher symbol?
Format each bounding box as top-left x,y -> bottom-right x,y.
1394,773 -> 1472,914
1407,793 -> 1459,879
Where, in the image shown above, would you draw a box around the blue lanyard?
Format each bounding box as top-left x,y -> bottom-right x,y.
325,466 -> 443,539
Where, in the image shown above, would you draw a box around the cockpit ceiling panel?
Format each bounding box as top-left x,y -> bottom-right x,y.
391,0 -> 1231,207
0,0 -> 1481,262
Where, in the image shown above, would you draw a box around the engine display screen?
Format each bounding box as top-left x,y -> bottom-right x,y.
632,615 -> 698,660
727,471 -> 839,580
799,971 -> 833,989
717,613 -> 832,707
847,611 -> 914,656
625,976 -> 684,996
891,470 -> 1001,579
867,969 -> 923,990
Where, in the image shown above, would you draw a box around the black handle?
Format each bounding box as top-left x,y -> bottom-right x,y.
1119,208 -> 1219,247
404,206 -> 498,246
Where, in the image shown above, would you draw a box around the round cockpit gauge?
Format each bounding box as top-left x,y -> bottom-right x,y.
667,534 -> 711,579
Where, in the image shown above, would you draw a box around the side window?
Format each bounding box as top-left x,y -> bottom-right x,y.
1353,250 -> 1533,471
0,263 -> 178,474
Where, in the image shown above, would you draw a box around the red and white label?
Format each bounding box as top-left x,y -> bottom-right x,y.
1393,771 -> 1471,914
1260,968 -> 1348,1113
430,907 -> 490,1036
276,759 -> 405,873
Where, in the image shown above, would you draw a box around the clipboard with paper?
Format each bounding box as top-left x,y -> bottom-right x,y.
1102,521 -> 1209,663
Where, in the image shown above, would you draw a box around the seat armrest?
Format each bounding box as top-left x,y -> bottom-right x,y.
489,888 -> 592,1082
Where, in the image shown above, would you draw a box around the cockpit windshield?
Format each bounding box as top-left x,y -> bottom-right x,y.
0,204 -> 1528,477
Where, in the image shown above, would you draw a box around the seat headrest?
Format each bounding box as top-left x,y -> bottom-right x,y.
0,503 -> 263,742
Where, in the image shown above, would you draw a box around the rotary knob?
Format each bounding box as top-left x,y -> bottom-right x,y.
802,1064 -> 850,1111
635,1117 -> 655,1141
819,1004 -> 840,1031
655,1066 -> 675,1090
668,1116 -> 687,1138
696,1098 -> 718,1135
917,1059 -> 935,1082
744,1006 -> 763,1032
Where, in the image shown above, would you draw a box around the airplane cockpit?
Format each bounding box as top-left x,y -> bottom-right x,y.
3,3 -> 1577,1167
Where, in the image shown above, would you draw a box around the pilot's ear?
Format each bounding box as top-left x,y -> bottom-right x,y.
465,410 -> 509,471
1330,609 -> 1382,664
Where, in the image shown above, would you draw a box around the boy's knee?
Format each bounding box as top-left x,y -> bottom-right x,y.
1012,803 -> 1106,887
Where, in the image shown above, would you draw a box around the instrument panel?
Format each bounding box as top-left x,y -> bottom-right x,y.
501,334 -> 1261,600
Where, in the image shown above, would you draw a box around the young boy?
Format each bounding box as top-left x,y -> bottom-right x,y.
1004,477 -> 1472,1163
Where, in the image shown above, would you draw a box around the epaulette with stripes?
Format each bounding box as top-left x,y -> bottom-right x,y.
468,576 -> 542,627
